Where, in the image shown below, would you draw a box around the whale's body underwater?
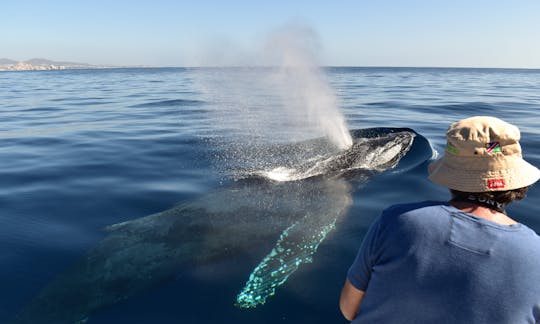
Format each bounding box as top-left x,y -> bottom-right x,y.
11,128 -> 433,323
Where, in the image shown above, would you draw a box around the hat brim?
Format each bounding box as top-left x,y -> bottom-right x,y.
428,156 -> 540,192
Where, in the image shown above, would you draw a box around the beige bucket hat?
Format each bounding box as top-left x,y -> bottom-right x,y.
428,116 -> 540,192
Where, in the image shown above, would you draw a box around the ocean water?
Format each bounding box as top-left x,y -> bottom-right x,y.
1,67 -> 539,323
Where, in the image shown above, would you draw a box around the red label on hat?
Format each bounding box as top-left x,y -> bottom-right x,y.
487,179 -> 505,189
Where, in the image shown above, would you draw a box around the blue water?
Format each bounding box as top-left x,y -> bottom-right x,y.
1,67 -> 539,323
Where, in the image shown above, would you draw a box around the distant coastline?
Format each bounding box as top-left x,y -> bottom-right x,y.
2,59 -> 538,72
0,58 -> 115,72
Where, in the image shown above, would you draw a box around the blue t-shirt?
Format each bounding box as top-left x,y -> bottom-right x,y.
347,201 -> 540,324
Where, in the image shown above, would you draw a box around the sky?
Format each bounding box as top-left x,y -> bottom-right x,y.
2,0 -> 540,68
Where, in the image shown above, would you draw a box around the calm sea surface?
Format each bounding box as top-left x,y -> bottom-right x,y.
1,67 -> 539,323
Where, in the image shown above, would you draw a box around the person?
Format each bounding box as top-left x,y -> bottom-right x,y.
339,116 -> 540,323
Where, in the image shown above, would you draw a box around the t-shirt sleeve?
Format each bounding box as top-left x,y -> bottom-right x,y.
347,216 -> 382,291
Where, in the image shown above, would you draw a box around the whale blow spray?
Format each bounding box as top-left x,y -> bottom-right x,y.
262,24 -> 353,150
196,24 -> 352,153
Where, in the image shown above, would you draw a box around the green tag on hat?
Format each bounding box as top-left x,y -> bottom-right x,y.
446,143 -> 459,155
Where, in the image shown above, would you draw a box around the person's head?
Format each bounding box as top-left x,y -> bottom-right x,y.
428,116 -> 540,208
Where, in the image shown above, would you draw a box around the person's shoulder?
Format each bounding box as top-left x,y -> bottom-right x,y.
375,201 -> 449,235
382,201 -> 447,217
514,224 -> 540,248
502,224 -> 540,270
377,201 -> 449,228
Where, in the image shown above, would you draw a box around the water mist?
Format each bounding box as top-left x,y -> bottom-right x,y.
262,24 -> 353,150
196,24 -> 352,150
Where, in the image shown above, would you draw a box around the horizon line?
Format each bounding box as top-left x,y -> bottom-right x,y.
108,65 -> 540,71
2,64 -> 540,72
2,58 -> 539,71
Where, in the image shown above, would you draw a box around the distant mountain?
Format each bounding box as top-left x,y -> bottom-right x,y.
0,58 -> 18,65
0,58 -> 109,71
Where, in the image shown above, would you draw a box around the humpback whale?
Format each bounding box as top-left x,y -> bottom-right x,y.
11,128 -> 433,323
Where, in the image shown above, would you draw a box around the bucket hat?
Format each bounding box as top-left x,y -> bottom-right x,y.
428,116 -> 540,192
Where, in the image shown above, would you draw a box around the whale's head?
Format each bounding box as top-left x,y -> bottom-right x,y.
258,129 -> 417,182
300,130 -> 415,180
345,130 -> 416,171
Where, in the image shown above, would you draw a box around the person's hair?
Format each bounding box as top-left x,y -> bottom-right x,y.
450,187 -> 529,206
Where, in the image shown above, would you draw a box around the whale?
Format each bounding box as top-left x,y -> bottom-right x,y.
10,128 -> 433,323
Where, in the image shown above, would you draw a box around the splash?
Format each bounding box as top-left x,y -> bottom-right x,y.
262,24 -> 353,150
195,23 -> 352,155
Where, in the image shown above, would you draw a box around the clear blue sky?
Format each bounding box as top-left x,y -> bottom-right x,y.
2,0 -> 539,68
